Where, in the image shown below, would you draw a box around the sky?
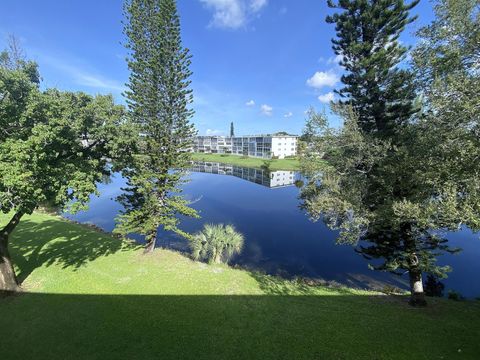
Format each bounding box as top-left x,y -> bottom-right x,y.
0,0 -> 435,135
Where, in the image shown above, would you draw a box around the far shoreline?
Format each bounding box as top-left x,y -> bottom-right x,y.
191,152 -> 301,171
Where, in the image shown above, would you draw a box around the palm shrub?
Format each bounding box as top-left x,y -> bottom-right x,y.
190,224 -> 244,264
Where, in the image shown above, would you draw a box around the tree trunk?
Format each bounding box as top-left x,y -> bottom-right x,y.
0,211 -> 23,292
0,238 -> 18,292
401,222 -> 427,307
144,232 -> 157,254
409,269 -> 427,307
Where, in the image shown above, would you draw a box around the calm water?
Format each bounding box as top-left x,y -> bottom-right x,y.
65,162 -> 480,297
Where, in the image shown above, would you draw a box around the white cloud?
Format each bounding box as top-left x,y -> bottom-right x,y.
200,0 -> 268,29
306,70 -> 339,89
245,99 -> 255,106
260,104 -> 273,116
75,73 -> 125,92
38,54 -> 125,93
206,129 -> 224,135
284,111 -> 293,118
250,0 -> 268,12
327,54 -> 343,65
318,92 -> 335,103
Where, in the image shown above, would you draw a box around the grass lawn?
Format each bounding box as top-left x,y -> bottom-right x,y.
1,212 -> 480,359
191,152 -> 301,171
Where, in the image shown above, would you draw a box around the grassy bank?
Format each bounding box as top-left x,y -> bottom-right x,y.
191,152 -> 300,171
1,212 -> 480,359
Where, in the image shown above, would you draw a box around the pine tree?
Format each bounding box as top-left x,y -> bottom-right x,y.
326,0 -> 419,137
230,121 -> 235,137
116,0 -> 198,252
302,0 -> 480,306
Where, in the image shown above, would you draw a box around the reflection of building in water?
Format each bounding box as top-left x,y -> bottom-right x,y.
191,162 -> 300,188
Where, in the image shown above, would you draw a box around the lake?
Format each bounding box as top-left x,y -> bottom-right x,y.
65,162 -> 480,298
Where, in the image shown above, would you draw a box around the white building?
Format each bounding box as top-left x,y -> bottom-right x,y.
193,134 -> 298,159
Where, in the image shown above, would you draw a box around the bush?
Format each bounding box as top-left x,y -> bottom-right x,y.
382,285 -> 404,295
262,159 -> 273,170
190,224 -> 244,264
447,290 -> 465,301
294,180 -> 304,189
425,274 -> 445,297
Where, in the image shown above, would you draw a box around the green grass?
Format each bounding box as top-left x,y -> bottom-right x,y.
1,212 -> 480,359
191,152 -> 301,171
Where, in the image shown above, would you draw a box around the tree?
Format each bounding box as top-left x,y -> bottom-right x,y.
0,47 -> 127,291
116,0 -> 198,253
326,0 -> 419,138
301,16 -> 480,303
301,105 -> 459,306
190,224 -> 244,264
230,121 -> 235,137
305,0 -> 442,306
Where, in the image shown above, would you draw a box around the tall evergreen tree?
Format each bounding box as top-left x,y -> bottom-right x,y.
302,0 -> 480,306
326,0 -> 419,137
230,121 -> 235,137
116,0 -> 198,252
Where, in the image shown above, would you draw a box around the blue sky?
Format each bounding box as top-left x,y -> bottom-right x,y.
0,0 -> 434,135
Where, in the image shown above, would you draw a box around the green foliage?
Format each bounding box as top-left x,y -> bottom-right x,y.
301,0 -> 480,304
0,55 -> 126,217
411,0 -> 480,233
300,107 -> 389,245
413,0 -> 479,90
261,159 -> 273,171
447,290 -> 465,301
326,0 -> 419,137
425,274 -> 445,298
0,42 -> 128,289
190,223 -> 244,264
301,99 -> 479,292
230,121 -> 234,137
116,0 -> 198,250
0,35 -> 40,84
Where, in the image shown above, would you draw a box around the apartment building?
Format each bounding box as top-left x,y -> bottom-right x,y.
193,134 -> 298,159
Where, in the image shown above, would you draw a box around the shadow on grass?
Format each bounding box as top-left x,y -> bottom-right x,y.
0,292 -> 479,360
9,219 -> 137,283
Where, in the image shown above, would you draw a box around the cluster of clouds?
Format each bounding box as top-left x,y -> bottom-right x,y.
246,99 -> 272,116
260,103 -> 273,116
245,99 -> 292,118
200,0 -> 268,29
199,1 -> 342,107
306,54 -> 343,104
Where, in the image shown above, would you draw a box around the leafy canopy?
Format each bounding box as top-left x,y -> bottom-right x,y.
0,55 -> 127,217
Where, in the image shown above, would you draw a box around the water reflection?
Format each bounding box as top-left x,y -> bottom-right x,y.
64,165 -> 480,297
190,161 -> 300,188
